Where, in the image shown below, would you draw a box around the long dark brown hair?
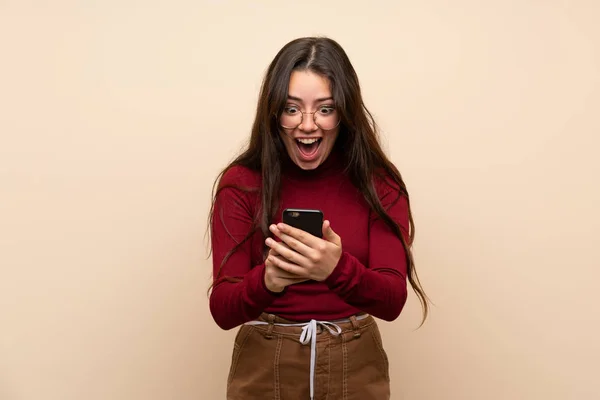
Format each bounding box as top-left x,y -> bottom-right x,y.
207,37 -> 429,325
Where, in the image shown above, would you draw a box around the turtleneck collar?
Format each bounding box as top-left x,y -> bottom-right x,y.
280,147 -> 345,182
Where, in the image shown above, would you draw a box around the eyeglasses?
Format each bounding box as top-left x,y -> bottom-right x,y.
279,105 -> 341,131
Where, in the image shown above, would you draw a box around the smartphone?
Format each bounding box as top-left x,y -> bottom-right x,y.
282,208 -> 324,238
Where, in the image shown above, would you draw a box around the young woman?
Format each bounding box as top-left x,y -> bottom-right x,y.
208,36 -> 428,400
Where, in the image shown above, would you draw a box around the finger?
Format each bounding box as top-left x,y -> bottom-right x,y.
322,220 -> 341,245
270,225 -> 313,257
267,243 -> 287,256
268,254 -> 308,277
265,237 -> 309,267
283,279 -> 310,287
274,223 -> 320,248
268,242 -> 296,257
267,261 -> 304,279
282,276 -> 309,283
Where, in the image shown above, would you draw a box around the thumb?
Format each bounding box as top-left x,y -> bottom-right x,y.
322,220 -> 340,244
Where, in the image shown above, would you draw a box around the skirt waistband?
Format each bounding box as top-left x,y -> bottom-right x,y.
244,313 -> 372,400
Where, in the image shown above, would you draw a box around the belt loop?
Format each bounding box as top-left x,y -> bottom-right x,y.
265,314 -> 276,339
349,315 -> 361,339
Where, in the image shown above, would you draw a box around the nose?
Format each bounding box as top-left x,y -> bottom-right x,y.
299,112 -> 318,132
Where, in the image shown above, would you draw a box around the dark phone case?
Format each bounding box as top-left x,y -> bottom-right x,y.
282,209 -> 323,238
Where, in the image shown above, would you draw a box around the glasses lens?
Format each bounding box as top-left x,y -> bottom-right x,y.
280,106 -> 302,129
280,106 -> 340,130
314,106 -> 339,130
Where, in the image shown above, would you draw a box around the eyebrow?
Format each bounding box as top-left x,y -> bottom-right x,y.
287,95 -> 334,102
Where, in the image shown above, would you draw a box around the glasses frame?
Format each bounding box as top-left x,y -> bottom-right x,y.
278,106 -> 341,131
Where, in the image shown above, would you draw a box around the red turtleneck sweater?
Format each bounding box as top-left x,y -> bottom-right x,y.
209,151 -> 410,330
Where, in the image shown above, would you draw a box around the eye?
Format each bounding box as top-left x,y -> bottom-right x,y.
284,106 -> 299,115
318,106 -> 335,115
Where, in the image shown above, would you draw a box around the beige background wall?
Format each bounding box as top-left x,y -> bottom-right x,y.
1,1 -> 599,399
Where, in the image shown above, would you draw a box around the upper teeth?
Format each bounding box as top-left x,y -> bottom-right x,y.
297,138 -> 320,144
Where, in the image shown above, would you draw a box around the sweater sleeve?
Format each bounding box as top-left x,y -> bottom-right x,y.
324,176 -> 409,321
208,167 -> 282,330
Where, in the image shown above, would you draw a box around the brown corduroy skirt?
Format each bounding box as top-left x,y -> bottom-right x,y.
226,312 -> 391,400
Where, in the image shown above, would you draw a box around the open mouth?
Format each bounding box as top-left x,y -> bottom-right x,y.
296,137 -> 322,159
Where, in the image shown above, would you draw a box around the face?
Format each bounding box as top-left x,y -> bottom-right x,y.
279,70 -> 340,170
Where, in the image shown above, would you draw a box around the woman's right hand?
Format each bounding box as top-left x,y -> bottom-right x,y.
264,247 -> 309,293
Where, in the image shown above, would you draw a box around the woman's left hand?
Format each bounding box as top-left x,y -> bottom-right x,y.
264,220 -> 343,282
